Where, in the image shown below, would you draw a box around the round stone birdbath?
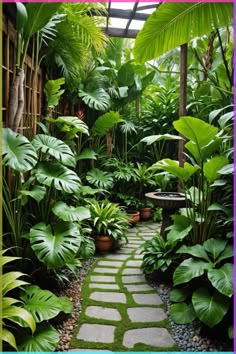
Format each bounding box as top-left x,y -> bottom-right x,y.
145,192 -> 186,238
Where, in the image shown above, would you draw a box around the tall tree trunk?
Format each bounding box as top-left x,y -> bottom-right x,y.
178,43 -> 187,191
106,129 -> 113,158
8,68 -> 25,132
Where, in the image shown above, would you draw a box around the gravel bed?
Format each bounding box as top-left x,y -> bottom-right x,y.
55,257 -> 98,351
146,274 -> 232,352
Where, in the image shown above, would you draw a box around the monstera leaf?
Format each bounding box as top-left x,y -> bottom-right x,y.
44,78 -> 65,108
2,128 -> 38,172
29,222 -> 81,268
79,88 -> 111,111
32,134 -> 76,167
17,323 -> 59,352
20,285 -> 73,322
19,185 -> 46,205
33,162 -> 81,193
48,116 -> 89,137
52,202 -> 91,222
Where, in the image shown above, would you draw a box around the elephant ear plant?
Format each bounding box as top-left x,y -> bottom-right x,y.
151,116 -> 231,245
170,238 -> 233,332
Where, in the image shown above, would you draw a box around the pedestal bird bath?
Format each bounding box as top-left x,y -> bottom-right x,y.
145,192 -> 186,238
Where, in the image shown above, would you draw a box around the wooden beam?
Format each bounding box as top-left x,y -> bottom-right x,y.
103,27 -> 139,39
108,8 -> 149,21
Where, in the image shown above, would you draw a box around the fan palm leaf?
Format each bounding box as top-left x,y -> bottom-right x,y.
134,3 -> 233,63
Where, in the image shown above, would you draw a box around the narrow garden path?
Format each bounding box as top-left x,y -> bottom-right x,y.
69,222 -> 178,352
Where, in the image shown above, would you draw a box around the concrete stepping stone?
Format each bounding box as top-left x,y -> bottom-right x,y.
129,240 -> 144,244
86,306 -> 121,321
116,249 -> 134,254
123,327 -> 175,348
122,275 -> 146,284
89,283 -> 119,290
97,260 -> 123,267
132,293 -> 163,305
122,268 -> 143,275
126,260 -> 142,267
69,349 -> 112,352
127,307 -> 166,322
90,275 -> 116,283
128,228 -> 138,233
124,284 -> 154,292
104,254 -> 129,260
90,291 -> 127,304
133,255 -> 143,259
77,323 -> 115,343
93,267 -> 119,274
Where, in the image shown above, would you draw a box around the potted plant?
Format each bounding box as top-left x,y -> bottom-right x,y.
139,199 -> 154,221
116,193 -> 141,224
89,199 -> 129,252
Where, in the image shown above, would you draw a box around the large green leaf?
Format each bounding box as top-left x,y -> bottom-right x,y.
170,303 -> 196,324
2,272 -> 29,296
86,168 -> 114,189
204,156 -> 228,183
16,3 -> 28,32
117,62 -> 135,86
17,323 -> 59,352
216,244 -> 233,263
33,162 -> 81,193
134,3 -> 233,63
203,238 -> 227,262
32,134 -> 76,167
76,148 -> 97,161
170,288 -> 191,303
91,111 -> 123,136
177,245 -> 210,262
192,287 -> 230,328
20,285 -> 73,322
167,214 -> 192,244
52,202 -> 91,222
79,88 -> 111,111
173,258 -> 213,286
44,78 -> 65,108
19,185 -> 46,205
2,328 -> 17,350
24,3 -> 61,38
208,263 -> 233,297
49,116 -> 89,136
2,128 -> 38,172
151,159 -> 199,182
185,138 -> 222,163
173,117 -> 218,150
2,298 -> 36,333
30,222 -> 81,268
140,134 -> 183,145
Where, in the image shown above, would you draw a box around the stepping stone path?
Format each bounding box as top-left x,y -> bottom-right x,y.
70,222 -> 176,351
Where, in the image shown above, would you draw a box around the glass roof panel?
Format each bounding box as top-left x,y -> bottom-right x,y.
128,20 -> 145,31
109,17 -> 129,29
110,2 -> 136,10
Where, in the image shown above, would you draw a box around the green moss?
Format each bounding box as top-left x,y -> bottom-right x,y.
70,249 -> 179,352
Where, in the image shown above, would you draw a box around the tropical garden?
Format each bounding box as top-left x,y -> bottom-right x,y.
2,2 -> 233,352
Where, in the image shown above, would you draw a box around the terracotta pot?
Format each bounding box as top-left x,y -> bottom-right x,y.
140,207 -> 152,220
127,210 -> 140,224
95,235 -> 113,253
